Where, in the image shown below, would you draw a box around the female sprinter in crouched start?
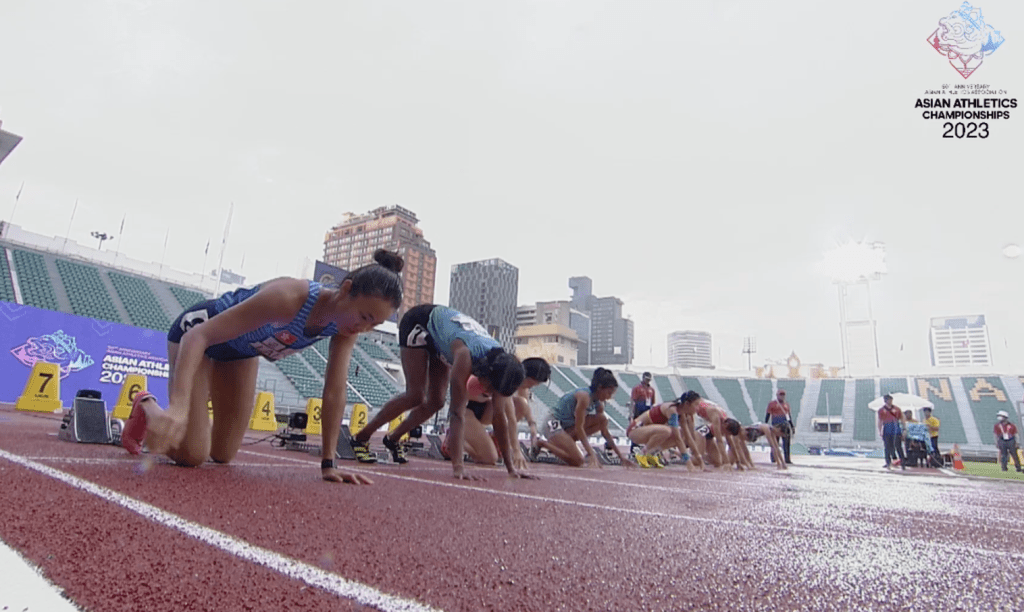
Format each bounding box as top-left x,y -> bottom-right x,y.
123,249 -> 404,485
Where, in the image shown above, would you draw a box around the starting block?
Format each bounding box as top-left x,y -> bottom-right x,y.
110,374 -> 147,419
249,392 -> 278,432
349,403 -> 368,437
58,395 -> 112,444
335,424 -> 357,461
16,361 -> 62,413
407,433 -> 446,460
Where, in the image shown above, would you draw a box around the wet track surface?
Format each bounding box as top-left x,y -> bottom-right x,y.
2,410 -> 1022,612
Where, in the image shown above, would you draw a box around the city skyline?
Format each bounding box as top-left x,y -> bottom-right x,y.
1,1 -> 1022,372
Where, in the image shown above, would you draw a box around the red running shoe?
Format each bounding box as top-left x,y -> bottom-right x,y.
122,392 -> 155,455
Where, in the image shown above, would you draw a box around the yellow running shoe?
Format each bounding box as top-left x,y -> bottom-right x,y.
636,454 -> 651,468
650,454 -> 665,468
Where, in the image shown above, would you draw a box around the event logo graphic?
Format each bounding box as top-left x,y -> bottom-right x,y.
927,2 -> 1004,79
11,330 -> 95,379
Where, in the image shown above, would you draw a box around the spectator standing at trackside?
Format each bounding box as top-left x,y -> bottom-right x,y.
994,410 -> 1022,473
630,372 -> 657,457
878,394 -> 906,470
631,372 -> 657,419
764,389 -> 793,465
922,407 -> 941,459
902,409 -> 917,459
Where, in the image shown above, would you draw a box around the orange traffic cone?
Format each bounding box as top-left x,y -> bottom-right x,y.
952,444 -> 964,470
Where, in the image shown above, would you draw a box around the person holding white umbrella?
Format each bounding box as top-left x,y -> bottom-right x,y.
877,394 -> 906,470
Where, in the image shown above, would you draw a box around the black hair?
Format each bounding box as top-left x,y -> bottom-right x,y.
678,390 -> 701,405
589,367 -> 619,392
345,249 -> 404,309
642,371 -> 652,378
471,348 -> 525,397
724,418 -> 741,437
522,357 -> 551,384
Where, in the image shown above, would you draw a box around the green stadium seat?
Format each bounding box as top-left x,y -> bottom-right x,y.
712,378 -> 752,425
852,379 -> 877,442
109,271 -> 172,331
912,378 -> 967,444
816,379 -> 845,417
961,376 -> 1014,446
54,258 -> 123,323
11,250 -> 59,310
0,248 -> 16,302
169,285 -> 206,310
743,379 -> 774,422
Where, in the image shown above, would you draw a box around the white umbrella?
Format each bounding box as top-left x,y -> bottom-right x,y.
867,392 -> 934,411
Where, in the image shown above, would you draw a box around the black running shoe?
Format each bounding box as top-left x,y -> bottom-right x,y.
382,434 -> 408,464
350,438 -> 378,464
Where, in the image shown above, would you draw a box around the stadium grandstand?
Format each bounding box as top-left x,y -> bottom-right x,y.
0,223 -> 1020,457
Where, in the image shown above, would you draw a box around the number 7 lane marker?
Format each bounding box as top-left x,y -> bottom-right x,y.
0,448 -> 442,612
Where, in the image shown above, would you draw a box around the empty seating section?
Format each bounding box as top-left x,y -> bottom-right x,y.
654,376 -> 676,405
54,258 -> 122,323
712,378 -> 752,425
358,339 -> 393,362
349,349 -> 397,406
879,378 -> 908,397
531,384 -> 562,414
816,379 -> 845,417
913,378 -> 967,444
680,377 -> 708,398
169,285 -> 206,310
275,355 -> 322,399
12,250 -> 59,310
551,367 -> 581,393
962,377 -> 1013,444
565,368 -> 592,388
853,379 -> 877,441
109,271 -> 171,330
743,379 -> 773,422
776,380 -> 805,424
0,248 -> 15,302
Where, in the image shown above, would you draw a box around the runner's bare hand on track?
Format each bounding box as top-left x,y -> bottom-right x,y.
453,466 -> 485,481
322,467 -> 373,485
145,406 -> 188,456
508,469 -> 539,480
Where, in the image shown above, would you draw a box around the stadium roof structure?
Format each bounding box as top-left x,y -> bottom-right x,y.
0,127 -> 23,166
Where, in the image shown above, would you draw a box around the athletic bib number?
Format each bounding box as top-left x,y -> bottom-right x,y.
406,324 -> 429,348
452,314 -> 489,337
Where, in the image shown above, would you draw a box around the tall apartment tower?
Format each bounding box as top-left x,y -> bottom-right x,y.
322,205 -> 436,317
449,258 -> 519,351
668,330 -> 714,369
929,315 -> 993,368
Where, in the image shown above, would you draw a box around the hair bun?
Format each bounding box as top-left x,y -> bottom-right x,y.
373,249 -> 404,274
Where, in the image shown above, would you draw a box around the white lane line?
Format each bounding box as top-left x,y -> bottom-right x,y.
0,448 -> 442,612
0,538 -> 82,611
22,456 -> 305,468
239,449 -> 1024,559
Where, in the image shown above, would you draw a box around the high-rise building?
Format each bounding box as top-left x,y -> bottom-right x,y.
514,324 -> 580,367
929,315 -> 992,368
322,205 -> 436,317
517,301 -> 591,365
449,258 -> 519,351
668,330 -> 714,369
567,276 -> 630,365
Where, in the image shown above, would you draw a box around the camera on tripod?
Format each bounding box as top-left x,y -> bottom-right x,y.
276,412 -> 308,444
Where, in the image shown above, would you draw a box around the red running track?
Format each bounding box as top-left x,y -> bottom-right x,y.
1,408 -> 1023,612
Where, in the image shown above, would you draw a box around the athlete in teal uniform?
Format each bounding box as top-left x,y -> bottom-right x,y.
351,305 -> 531,480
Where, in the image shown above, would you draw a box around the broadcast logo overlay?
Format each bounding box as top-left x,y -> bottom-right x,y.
915,2 -> 1015,139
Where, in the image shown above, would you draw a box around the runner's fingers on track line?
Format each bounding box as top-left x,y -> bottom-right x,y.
322,469 -> 373,485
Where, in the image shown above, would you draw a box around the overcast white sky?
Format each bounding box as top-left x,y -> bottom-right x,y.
1,0 -> 1022,372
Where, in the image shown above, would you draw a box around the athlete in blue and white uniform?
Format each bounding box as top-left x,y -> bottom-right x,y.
537,368 -> 634,468
123,249 -> 404,485
351,304 -> 531,480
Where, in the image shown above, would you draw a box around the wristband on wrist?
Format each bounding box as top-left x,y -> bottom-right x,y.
321,459 -> 335,469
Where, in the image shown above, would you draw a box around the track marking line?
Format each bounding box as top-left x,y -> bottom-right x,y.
0,448 -> 442,612
239,449 -> 1024,558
